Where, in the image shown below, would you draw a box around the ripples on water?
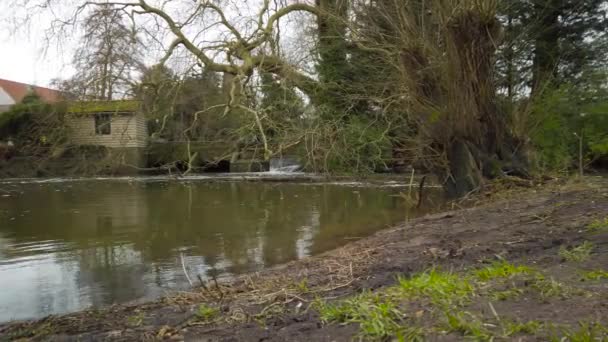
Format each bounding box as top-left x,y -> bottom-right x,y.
0,176 -> 444,322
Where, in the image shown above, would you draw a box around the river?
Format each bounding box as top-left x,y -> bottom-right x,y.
0,176 -> 443,323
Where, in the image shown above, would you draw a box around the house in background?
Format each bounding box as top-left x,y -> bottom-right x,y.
0,78 -> 61,113
66,100 -> 148,169
0,78 -> 149,173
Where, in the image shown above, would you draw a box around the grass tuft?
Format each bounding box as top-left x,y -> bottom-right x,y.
127,312 -> 145,327
196,304 -> 219,321
502,320 -> 543,336
397,269 -> 474,306
551,322 -> 608,342
531,276 -> 585,300
587,217 -> 608,233
444,311 -> 493,340
490,287 -> 524,301
293,279 -> 310,293
473,260 -> 534,282
580,270 -> 608,282
315,292 -> 423,340
559,242 -> 594,262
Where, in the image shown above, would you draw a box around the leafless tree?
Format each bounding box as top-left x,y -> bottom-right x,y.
61,4 -> 145,100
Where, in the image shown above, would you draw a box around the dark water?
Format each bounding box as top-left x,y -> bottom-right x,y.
0,177 -> 443,322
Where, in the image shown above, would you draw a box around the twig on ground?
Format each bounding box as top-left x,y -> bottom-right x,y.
181,253 -> 193,287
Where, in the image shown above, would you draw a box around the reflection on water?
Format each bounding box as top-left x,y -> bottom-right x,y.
0,179 -> 443,322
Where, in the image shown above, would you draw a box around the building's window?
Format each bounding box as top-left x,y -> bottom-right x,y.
94,113 -> 112,135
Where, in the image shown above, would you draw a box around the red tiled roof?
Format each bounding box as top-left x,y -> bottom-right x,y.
0,79 -> 61,103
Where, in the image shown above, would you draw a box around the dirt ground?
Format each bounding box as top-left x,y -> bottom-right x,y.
1,177 -> 608,341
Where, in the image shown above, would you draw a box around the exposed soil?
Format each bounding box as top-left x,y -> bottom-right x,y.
1,177 -> 608,341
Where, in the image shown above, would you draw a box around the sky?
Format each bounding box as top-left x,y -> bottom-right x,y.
0,34 -> 70,87
0,6 -> 75,88
0,0 -> 313,89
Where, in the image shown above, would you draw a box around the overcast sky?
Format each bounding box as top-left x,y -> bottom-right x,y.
0,4 -> 75,88
0,0 -> 313,89
0,33 -> 68,87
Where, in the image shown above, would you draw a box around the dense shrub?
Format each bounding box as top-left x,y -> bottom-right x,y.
529,76 -> 608,173
0,94 -> 68,156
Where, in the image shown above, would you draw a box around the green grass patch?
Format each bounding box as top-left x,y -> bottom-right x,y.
473,260 -> 535,282
295,279 -> 310,293
196,304 -> 219,321
314,262 -> 593,340
315,292 -> 423,340
315,269 -> 473,340
502,319 -> 543,337
490,287 -> 525,301
580,270 -> 608,281
587,217 -> 608,233
397,269 -> 474,306
445,312 -> 543,339
127,311 -> 145,327
531,276 -> 585,300
551,322 -> 608,342
559,242 -> 594,262
443,311 -> 493,341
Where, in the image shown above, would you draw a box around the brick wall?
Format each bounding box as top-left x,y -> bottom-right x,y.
66,112 -> 148,148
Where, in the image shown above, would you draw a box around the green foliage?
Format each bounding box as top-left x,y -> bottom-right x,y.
443,311 -> 493,341
529,72 -> 608,172
313,260 -> 596,340
397,269 -> 474,306
315,292 -> 423,340
307,117 -> 393,173
503,320 -> 543,336
473,261 -> 534,282
529,86 -> 579,171
580,270 -> 608,281
0,97 -> 67,150
138,66 -> 231,142
260,73 -> 304,122
196,304 -> 219,321
294,279 -> 310,293
559,242 -> 594,262
490,288 -> 524,301
582,103 -> 608,158
551,322 -> 608,342
531,276 -> 583,300
127,312 -> 144,327
587,217 -> 608,233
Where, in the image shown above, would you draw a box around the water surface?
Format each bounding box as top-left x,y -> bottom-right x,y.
0,177 -> 443,322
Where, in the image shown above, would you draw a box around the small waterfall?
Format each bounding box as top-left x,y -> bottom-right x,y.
269,157 -> 302,173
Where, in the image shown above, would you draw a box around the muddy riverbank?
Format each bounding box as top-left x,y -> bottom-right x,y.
1,177 -> 607,341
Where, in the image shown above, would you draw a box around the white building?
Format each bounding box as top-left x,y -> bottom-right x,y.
0,78 -> 60,112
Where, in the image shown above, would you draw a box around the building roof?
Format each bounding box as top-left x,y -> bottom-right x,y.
67,100 -> 141,114
0,79 -> 61,104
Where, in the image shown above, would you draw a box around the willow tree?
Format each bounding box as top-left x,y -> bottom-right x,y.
350,0 -> 528,196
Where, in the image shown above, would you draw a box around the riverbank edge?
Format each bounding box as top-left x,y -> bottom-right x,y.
1,176 -> 607,341
0,173 -> 434,185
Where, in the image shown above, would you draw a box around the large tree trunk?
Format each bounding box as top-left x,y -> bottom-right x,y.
444,140 -> 484,197
436,6 -> 526,197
